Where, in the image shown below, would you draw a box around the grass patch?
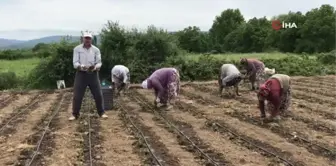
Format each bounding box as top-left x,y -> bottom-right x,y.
184,52 -> 315,61
0,58 -> 40,77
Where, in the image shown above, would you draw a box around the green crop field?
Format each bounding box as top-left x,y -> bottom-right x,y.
0,58 -> 40,77
184,52 -> 315,61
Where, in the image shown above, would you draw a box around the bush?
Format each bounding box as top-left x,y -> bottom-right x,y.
0,49 -> 35,60
317,50 -> 336,65
26,22 -> 181,89
0,72 -> 19,90
25,41 -> 77,89
100,21 -> 180,83
262,56 -> 335,76
166,54 -> 335,82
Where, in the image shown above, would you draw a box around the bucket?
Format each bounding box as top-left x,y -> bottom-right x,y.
101,86 -> 113,111
56,80 -> 66,89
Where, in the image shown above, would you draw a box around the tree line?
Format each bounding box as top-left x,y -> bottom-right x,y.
176,4 -> 335,54
0,4 -> 335,90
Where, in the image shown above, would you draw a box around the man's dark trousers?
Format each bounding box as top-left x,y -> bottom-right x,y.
72,71 -> 104,118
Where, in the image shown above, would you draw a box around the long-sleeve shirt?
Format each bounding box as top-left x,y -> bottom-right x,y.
147,68 -> 176,100
111,65 -> 129,83
244,59 -> 265,75
258,74 -> 291,117
73,44 -> 102,70
220,64 -> 241,86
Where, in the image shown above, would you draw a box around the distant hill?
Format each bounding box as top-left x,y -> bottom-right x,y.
0,38 -> 25,48
0,35 -> 101,49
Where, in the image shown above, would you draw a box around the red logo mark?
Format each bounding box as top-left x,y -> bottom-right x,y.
272,20 -> 282,30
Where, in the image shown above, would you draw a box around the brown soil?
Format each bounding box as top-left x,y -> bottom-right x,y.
193,84 -> 336,136
0,75 -> 334,166
0,94 -> 35,124
137,89 -> 275,166
292,99 -> 336,120
119,101 -> 180,166
180,85 -> 335,164
0,94 -> 18,110
44,94 -> 84,166
0,93 -> 58,165
99,98 -> 142,166
76,91 -> 104,166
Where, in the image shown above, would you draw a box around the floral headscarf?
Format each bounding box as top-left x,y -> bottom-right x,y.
259,82 -> 271,97
240,58 -> 248,65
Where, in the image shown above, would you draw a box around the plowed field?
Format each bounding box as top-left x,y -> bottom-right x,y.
0,75 -> 335,166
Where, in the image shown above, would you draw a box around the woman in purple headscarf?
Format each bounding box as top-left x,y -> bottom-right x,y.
142,68 -> 180,109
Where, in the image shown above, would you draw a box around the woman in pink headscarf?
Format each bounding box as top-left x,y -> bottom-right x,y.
257,74 -> 292,122
142,68 -> 180,109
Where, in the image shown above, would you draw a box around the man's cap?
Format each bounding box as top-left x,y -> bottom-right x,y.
81,30 -> 93,38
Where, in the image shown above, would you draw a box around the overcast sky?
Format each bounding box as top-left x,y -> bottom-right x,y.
0,0 -> 334,40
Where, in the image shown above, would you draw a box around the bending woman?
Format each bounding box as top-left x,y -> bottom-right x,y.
218,64 -> 243,96
111,65 -> 130,96
258,74 -> 291,122
142,68 -> 180,109
240,58 -> 265,90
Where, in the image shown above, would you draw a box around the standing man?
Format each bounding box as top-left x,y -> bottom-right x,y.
111,65 -> 130,96
69,31 -> 108,120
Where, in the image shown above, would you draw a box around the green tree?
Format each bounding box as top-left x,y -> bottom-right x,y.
209,9 -> 245,52
296,4 -> 335,53
32,43 -> 48,52
176,26 -> 209,53
223,17 -> 271,53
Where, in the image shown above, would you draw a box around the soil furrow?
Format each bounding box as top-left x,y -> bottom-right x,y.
197,84 -> 336,147
192,84 -> 336,135
293,78 -> 335,86
44,94 -> 84,166
180,87 -> 335,163
99,98 -> 142,166
124,97 -> 201,166
292,80 -> 334,89
0,94 -> 45,141
293,90 -> 336,106
189,84 -> 336,139
0,93 -> 36,124
0,93 -> 58,165
119,101 -> 179,166
77,91 -> 104,166
17,92 -> 71,166
291,84 -> 335,98
135,89 -> 281,166
292,99 -> 336,120
132,90 -> 233,166
0,94 -> 9,101
0,94 -> 18,110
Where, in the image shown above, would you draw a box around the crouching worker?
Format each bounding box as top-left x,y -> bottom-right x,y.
240,58 -> 265,90
141,68 -> 180,109
111,65 -> 130,96
258,74 -> 291,122
218,64 -> 243,96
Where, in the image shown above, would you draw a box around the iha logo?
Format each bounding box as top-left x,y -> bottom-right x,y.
271,20 -> 298,30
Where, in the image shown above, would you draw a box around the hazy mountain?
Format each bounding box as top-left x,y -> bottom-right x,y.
0,35 -> 102,49
0,36 -> 80,49
0,29 -> 91,49
0,38 -> 25,48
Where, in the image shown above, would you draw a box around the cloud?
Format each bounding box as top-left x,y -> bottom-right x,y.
0,0 -> 334,39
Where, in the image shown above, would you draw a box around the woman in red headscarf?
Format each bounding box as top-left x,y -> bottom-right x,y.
257,74 -> 292,121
